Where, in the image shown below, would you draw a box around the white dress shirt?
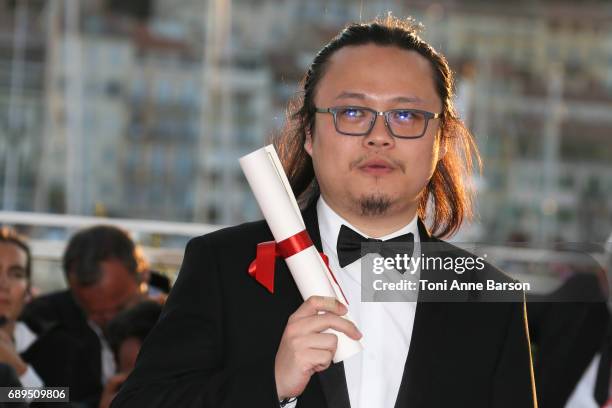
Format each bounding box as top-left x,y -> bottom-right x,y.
88,320 -> 116,384
14,321 -> 44,388
566,354 -> 600,408
316,196 -> 420,408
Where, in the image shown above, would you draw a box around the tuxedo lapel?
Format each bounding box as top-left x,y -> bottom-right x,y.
302,201 -> 322,252
416,219 -> 471,302
317,362 -> 351,408
394,222 -> 449,407
393,302 -> 449,407
394,220 -> 473,407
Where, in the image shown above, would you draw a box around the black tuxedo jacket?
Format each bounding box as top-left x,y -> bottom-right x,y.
21,290 -> 103,406
112,203 -> 536,408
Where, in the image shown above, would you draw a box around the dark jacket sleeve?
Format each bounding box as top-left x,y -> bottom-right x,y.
491,294 -> 538,408
110,236 -> 281,408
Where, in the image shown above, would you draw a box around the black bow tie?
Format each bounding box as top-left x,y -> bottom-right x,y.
336,224 -> 414,270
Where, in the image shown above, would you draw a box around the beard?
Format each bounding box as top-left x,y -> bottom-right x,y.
359,194 -> 392,216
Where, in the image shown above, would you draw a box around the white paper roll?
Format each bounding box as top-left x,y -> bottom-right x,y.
240,145 -> 362,362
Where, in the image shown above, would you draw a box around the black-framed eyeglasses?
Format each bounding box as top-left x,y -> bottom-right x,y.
315,106 -> 441,139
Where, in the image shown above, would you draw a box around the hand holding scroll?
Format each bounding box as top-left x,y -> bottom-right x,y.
240,145 -> 362,363
275,296 -> 362,401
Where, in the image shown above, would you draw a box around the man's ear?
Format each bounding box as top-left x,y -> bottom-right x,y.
138,269 -> 149,294
304,128 -> 314,156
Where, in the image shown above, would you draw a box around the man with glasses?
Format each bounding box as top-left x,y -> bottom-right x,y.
314,106 -> 439,140
113,16 -> 536,408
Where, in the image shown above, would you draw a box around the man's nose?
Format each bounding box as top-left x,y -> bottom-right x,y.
362,114 -> 395,149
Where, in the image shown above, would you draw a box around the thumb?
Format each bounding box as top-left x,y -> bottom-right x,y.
106,372 -> 129,390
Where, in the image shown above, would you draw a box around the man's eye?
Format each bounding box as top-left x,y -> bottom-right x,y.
339,108 -> 365,119
392,110 -> 416,121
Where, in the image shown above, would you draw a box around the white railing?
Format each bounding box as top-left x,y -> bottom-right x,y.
0,210 -> 223,236
1,211 -> 610,296
0,210 -> 226,292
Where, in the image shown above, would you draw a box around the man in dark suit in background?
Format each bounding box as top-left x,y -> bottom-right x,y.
112,16 -> 537,408
22,225 -> 147,406
98,300 -> 163,408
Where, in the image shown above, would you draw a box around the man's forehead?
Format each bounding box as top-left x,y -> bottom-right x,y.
99,259 -> 135,278
325,43 -> 431,71
71,261 -> 139,299
333,91 -> 426,104
316,44 -> 438,105
78,278 -> 137,296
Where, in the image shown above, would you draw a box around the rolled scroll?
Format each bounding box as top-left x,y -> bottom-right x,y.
239,144 -> 362,362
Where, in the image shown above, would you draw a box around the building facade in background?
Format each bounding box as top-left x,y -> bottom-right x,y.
0,0 -> 611,244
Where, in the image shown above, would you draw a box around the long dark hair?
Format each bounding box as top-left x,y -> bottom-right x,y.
274,15 -> 481,238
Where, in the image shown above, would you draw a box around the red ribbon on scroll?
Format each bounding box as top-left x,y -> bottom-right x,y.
248,230 -> 348,304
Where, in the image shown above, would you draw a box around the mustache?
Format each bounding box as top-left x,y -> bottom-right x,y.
349,154 -> 406,173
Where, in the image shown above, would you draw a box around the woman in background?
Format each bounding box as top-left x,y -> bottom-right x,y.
0,227 -> 84,392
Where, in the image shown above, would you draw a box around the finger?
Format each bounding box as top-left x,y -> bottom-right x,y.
299,349 -> 334,373
293,332 -> 339,353
289,296 -> 347,321
290,313 -> 362,340
107,372 -> 129,386
105,373 -> 129,392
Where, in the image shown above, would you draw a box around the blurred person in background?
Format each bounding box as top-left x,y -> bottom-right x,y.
588,234 -> 612,408
506,232 -> 611,407
529,272 -> 609,408
21,225 -> 148,406
0,227 -> 86,393
98,301 -> 162,408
